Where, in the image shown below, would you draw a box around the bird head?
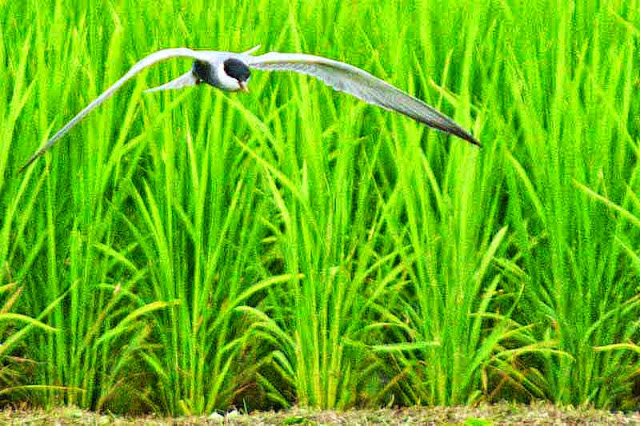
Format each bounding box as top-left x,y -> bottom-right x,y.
223,58 -> 251,92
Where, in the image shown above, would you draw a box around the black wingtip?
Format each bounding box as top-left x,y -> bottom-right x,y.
465,134 -> 482,148
446,126 -> 481,148
17,153 -> 39,174
412,112 -> 481,148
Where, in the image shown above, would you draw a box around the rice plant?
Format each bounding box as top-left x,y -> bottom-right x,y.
1,0 -> 639,414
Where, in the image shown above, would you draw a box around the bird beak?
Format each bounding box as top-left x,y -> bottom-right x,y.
239,81 -> 249,93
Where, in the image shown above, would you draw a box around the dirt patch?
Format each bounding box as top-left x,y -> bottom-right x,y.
1,402 -> 638,424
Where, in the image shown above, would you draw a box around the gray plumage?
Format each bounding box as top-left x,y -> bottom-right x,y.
246,52 -> 480,146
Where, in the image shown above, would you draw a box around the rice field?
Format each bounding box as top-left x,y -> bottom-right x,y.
1,0 -> 640,416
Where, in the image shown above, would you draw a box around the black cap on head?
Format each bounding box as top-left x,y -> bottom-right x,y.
223,58 -> 251,82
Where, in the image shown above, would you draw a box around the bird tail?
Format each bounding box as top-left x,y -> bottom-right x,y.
144,71 -> 199,93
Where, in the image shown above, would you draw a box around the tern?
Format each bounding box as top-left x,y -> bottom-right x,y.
20,45 -> 480,172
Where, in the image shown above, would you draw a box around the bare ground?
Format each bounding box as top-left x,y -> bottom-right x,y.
2,402 -> 639,425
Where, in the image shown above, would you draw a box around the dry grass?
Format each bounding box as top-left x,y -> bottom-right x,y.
2,402 -> 638,425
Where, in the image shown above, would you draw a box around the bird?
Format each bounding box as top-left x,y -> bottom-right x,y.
19,45 -> 480,172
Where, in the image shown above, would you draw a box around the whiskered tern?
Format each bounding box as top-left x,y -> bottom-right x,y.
20,45 -> 480,172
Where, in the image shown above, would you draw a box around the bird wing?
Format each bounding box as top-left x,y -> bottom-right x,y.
144,70 -> 199,93
20,48 -> 213,172
246,52 -> 480,146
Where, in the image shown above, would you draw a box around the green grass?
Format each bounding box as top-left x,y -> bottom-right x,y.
1,0 -> 639,415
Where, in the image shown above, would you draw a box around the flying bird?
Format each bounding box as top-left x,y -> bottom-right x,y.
20,45 -> 480,172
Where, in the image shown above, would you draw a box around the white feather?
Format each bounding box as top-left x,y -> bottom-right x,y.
144,71 -> 199,93
20,48 -> 218,171
246,52 -> 480,146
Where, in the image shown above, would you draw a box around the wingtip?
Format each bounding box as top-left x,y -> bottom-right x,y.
450,126 -> 481,148
18,154 -> 38,174
467,135 -> 482,148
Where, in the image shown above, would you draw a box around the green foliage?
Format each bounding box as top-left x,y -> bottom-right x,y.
1,0 -> 639,414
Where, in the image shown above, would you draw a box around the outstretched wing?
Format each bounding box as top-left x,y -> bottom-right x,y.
246,52 -> 480,147
20,48 -> 212,172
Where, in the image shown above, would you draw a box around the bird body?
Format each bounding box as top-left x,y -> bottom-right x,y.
20,45 -> 479,172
